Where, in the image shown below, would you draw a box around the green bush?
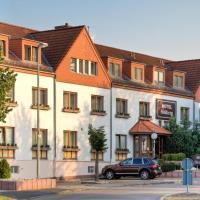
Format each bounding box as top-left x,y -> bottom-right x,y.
0,159 -> 11,179
158,159 -> 165,166
162,153 -> 186,161
161,163 -> 176,172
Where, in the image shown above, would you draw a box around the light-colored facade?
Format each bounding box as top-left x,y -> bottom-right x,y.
0,22 -> 199,179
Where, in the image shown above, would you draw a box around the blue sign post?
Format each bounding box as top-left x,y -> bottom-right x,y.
181,158 -> 193,193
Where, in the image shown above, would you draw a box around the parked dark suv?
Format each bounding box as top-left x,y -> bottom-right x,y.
102,157 -> 162,180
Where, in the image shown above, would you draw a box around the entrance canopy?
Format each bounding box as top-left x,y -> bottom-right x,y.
129,119 -> 171,136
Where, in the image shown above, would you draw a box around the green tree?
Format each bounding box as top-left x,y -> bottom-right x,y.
0,46 -> 17,122
0,159 -> 11,179
88,124 -> 107,180
165,117 -> 199,157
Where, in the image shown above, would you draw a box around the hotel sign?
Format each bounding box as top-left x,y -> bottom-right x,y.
156,99 -> 176,120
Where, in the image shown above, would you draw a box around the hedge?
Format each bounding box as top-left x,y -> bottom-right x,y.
161,163 -> 176,172
162,153 -> 186,161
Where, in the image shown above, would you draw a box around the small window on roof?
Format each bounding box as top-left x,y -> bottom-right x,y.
91,62 -> 97,75
154,70 -> 164,85
24,45 -> 31,61
0,40 -> 6,57
173,74 -> 184,89
133,67 -> 143,82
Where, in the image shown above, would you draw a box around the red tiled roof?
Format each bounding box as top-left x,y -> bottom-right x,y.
0,22 -> 36,38
95,44 -> 171,67
30,26 -> 84,67
129,119 -> 171,135
166,59 -> 200,92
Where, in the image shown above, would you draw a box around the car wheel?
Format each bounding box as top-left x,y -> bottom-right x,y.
140,170 -> 150,180
105,170 -> 114,180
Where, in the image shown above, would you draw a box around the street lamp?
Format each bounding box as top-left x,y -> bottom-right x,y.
36,42 -> 48,179
151,132 -> 158,159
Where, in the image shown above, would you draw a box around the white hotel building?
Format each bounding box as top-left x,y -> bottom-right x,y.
0,22 -> 199,179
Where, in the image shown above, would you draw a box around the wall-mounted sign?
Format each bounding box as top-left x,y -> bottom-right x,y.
156,99 -> 176,120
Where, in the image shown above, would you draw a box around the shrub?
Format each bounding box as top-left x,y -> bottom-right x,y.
161,162 -> 176,172
0,159 -> 11,179
158,159 -> 165,166
162,153 -> 186,161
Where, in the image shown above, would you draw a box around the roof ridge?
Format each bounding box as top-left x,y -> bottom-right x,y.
31,25 -> 85,35
95,43 -> 171,61
166,58 -> 200,64
0,21 -> 37,32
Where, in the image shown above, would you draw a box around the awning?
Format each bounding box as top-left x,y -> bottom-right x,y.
129,119 -> 171,136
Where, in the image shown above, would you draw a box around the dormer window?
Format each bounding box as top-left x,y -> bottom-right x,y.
0,40 -> 6,56
173,73 -> 184,89
154,70 -> 165,85
109,63 -> 120,79
24,45 -> 38,62
133,67 -> 143,82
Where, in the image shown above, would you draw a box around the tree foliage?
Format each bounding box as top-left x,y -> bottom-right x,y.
0,159 -> 11,179
88,124 -> 107,180
0,47 -> 17,122
165,117 -> 199,157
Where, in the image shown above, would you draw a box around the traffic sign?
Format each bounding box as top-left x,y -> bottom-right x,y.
181,158 -> 193,170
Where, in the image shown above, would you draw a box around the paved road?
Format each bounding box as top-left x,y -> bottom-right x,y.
1,182 -> 200,200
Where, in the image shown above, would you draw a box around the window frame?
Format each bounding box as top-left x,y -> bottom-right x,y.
173,72 -> 185,89
180,107 -> 190,122
133,66 -> 144,82
154,69 -> 165,85
91,61 -> 98,76
116,134 -> 127,150
0,40 -> 6,57
116,98 -> 128,115
109,62 -> 121,79
91,95 -> 104,113
63,91 -> 79,112
139,102 -> 150,117
32,87 -> 48,106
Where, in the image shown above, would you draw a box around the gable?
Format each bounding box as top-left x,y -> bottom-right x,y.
56,28 -> 111,89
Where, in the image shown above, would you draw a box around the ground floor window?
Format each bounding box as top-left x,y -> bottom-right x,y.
32,129 -> 49,160
63,131 -> 79,160
91,150 -> 104,161
0,127 -> 16,159
116,134 -> 129,161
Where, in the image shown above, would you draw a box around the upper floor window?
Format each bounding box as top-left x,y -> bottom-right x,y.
109,63 -> 120,78
91,61 -> 97,75
70,58 -> 77,72
24,45 -> 38,62
6,86 -> 15,103
154,70 -> 164,85
91,95 -> 104,114
181,107 -> 189,122
116,98 -> 129,118
0,40 -> 6,56
32,87 -> 49,110
139,102 -> 150,118
79,59 -> 83,74
133,67 -> 143,82
63,91 -> 79,113
173,73 -> 184,89
85,60 -> 89,74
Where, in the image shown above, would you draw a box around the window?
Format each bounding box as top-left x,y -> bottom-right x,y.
63,131 -> 78,159
0,127 -> 15,159
139,102 -> 150,117
24,45 -> 31,61
85,60 -> 89,74
32,129 -> 48,159
173,74 -> 184,89
91,95 -> 104,113
79,59 -> 83,73
154,70 -> 164,85
91,150 -> 104,161
116,135 -> 127,150
121,158 -> 132,165
134,67 -> 143,81
32,87 -> 48,106
24,45 -> 39,62
6,86 -> 15,102
181,107 -> 189,122
70,58 -> 77,72
63,91 -> 78,111
91,62 -> 97,75
116,98 -> 128,116
116,134 -> 128,161
133,158 -> 142,165
109,63 -> 120,78
32,46 -> 38,62
0,40 -> 6,56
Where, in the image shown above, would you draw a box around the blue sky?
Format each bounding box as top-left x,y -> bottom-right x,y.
1,0 -> 200,60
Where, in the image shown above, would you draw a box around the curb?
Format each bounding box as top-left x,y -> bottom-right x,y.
160,194 -> 171,200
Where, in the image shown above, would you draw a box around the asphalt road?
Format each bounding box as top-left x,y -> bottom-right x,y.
1,182 -> 200,200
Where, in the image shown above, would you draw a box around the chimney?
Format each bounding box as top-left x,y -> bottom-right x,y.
55,23 -> 72,30
130,52 -> 136,59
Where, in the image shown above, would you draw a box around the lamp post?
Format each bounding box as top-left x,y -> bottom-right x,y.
36,42 -> 48,179
151,132 -> 158,159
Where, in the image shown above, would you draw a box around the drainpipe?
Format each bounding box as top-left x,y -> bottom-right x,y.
110,87 -> 112,164
53,74 -> 57,178
193,99 -> 195,128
